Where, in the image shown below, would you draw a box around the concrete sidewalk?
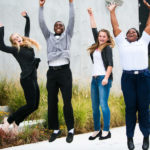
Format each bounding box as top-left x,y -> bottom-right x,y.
1,125 -> 146,150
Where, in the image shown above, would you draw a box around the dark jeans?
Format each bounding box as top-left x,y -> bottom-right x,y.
121,70 -> 150,138
8,71 -> 40,125
46,67 -> 74,131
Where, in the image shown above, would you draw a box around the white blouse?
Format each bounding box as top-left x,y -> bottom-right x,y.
92,49 -> 106,76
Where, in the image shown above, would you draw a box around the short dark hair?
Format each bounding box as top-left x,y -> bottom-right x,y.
126,28 -> 140,40
54,21 -> 65,29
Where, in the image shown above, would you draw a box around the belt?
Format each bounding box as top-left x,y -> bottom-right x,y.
49,64 -> 69,70
123,69 -> 148,75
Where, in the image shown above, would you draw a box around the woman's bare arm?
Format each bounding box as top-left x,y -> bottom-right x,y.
107,4 -> 121,37
143,0 -> 150,35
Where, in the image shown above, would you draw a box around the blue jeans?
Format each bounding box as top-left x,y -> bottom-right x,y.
91,75 -> 112,131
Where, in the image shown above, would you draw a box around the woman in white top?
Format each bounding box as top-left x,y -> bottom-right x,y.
108,1 -> 150,150
87,8 -> 114,140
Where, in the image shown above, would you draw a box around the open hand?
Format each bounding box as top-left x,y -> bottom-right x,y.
87,8 -> 93,16
40,0 -> 45,7
107,3 -> 117,12
21,11 -> 27,17
143,0 -> 150,9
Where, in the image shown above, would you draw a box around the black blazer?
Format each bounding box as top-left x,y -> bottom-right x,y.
90,28 -> 113,80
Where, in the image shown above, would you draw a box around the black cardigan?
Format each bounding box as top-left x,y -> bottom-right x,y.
0,15 -> 40,79
90,28 -> 113,80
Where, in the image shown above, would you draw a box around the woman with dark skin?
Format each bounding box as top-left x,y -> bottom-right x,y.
108,1 -> 150,150
87,8 -> 114,140
0,11 -> 40,135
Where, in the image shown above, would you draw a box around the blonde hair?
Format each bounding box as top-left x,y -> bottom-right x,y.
88,29 -> 115,54
9,33 -> 40,51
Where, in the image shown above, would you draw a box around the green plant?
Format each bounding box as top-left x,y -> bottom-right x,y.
0,78 -> 10,105
109,95 -> 125,127
0,111 -> 9,123
0,77 -> 126,133
0,77 -> 127,149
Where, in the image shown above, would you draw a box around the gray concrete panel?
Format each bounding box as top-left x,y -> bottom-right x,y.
0,0 -> 139,95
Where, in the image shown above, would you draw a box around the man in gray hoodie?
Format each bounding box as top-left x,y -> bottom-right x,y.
39,0 -> 74,143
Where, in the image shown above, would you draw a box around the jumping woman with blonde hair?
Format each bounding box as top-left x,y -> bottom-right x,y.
87,8 -> 114,140
0,11 -> 40,134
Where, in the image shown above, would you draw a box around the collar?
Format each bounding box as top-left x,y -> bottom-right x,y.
54,33 -> 61,36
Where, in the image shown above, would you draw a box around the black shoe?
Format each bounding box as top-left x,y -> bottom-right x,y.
49,130 -> 61,142
66,133 -> 74,143
99,131 -> 111,140
89,130 -> 102,140
142,136 -> 149,150
127,138 -> 135,150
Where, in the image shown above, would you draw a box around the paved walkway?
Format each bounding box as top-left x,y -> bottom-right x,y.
1,124 -> 147,150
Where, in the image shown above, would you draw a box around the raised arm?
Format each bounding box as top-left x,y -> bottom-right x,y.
21,11 -> 30,37
66,0 -> 75,37
87,8 -> 97,28
87,8 -> 98,42
0,25 -> 17,54
143,0 -> 150,35
39,0 -> 51,40
107,4 -> 121,37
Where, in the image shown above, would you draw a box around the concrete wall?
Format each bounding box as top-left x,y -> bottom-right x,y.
0,0 -> 139,95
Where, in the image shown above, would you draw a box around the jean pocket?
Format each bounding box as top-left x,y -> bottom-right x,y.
143,70 -> 150,78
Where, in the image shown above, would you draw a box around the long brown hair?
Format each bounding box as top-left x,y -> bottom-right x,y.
88,29 -> 115,54
10,33 -> 40,51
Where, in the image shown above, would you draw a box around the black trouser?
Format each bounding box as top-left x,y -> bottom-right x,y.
7,71 -> 40,125
46,67 -> 74,131
121,70 -> 150,138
